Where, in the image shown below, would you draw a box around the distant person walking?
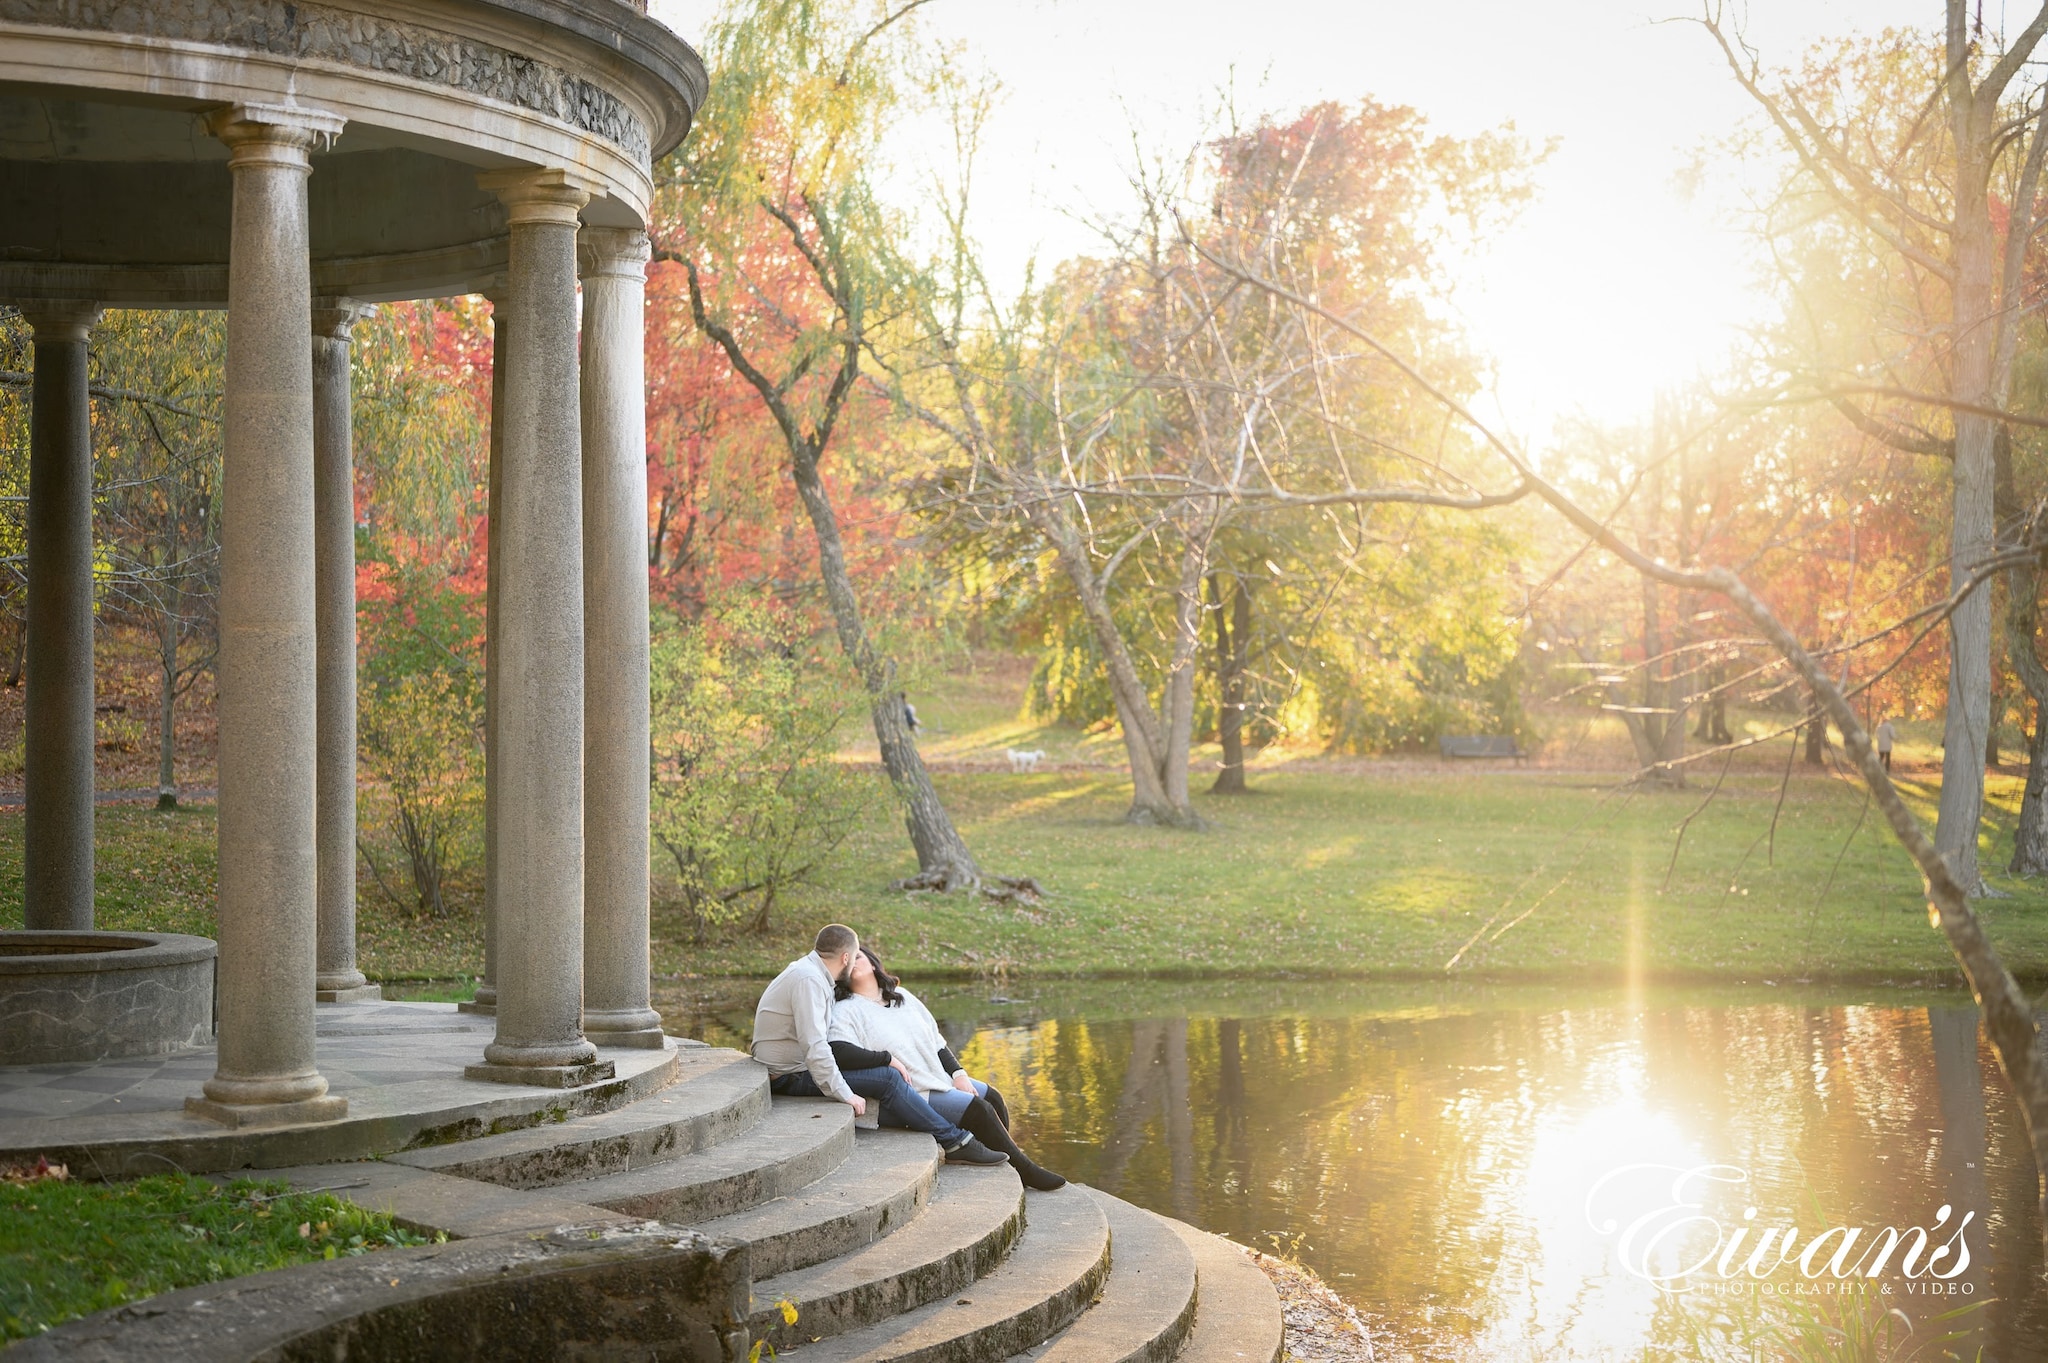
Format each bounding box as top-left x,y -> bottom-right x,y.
1875,717 -> 1897,772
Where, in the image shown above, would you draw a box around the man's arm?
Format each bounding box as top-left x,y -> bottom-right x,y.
794,972 -> 856,1104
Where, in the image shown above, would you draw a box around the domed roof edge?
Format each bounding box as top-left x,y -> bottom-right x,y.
470,0 -> 707,156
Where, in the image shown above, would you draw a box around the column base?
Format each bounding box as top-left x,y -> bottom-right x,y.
585,1024 -> 668,1049
463,1059 -> 617,1089
185,1094 -> 349,1129
583,1007 -> 666,1049
456,1000 -> 497,1016
316,982 -> 383,1004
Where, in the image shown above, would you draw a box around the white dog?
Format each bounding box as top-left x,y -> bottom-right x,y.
1006,748 -> 1047,773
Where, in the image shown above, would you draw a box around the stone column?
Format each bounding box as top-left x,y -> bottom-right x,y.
311,299 -> 379,1004
189,103 -> 348,1128
460,297 -> 507,1018
578,228 -> 663,1048
20,302 -> 101,933
465,168 -> 612,1087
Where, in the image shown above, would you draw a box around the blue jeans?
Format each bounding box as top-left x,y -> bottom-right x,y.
926,1078 -> 989,1125
768,1066 -> 971,1148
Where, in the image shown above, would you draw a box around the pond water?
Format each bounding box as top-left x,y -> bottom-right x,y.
654,978 -> 2047,1362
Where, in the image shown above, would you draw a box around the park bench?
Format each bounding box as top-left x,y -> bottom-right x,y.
1438,734 -> 1527,762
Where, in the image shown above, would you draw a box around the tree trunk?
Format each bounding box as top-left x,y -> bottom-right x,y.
1691,667 -> 1718,740
1935,7 -> 1998,895
1036,509 -> 1198,826
1625,547 -> 1687,786
1988,683 -> 2004,768
1159,541 -> 1206,818
2005,558 -> 2048,874
156,611 -> 178,810
1803,710 -> 1828,766
1656,688 -> 1690,770
1691,669 -> 1731,745
1211,574 -> 1252,794
2013,697 -> 2048,875
787,445 -> 982,884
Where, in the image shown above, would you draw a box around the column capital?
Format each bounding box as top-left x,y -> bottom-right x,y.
311,297 -> 371,342
206,104 -> 347,169
479,167 -> 600,228
578,228 -> 652,282
17,302 -> 102,341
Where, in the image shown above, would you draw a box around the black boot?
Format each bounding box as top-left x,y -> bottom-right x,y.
981,1084 -> 1012,1128
962,1096 -> 1066,1191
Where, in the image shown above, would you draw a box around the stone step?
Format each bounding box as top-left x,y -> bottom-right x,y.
383,1046 -> 765,1189
252,1161 -> 637,1241
750,1164 -> 1027,1350
564,1094 -> 855,1225
1162,1219 -> 1284,1363
1011,1188 -> 1198,1363
779,1186 -> 1110,1363
693,1127 -> 941,1278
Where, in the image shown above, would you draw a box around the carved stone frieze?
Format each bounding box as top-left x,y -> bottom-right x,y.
0,0 -> 650,162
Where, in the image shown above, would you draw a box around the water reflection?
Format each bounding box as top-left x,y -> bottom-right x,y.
657,980 -> 2044,1361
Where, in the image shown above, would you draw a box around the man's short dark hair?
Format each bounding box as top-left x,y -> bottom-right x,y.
815,924 -> 858,958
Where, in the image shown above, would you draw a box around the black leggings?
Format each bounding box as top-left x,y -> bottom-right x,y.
953,1083 -> 1065,1189
957,1095 -> 1026,1160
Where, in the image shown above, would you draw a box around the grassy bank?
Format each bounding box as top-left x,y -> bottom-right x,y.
0,1171 -> 433,1341
7,758 -> 2047,989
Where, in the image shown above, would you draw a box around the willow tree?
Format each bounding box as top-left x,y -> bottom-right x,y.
652,0 -> 1009,891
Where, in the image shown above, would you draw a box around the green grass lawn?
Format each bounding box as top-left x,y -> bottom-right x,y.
0,1172 -> 434,1341
12,759 -> 2045,989
686,761 -> 2048,986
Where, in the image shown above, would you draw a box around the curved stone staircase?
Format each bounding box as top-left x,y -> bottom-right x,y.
21,1038 -> 1284,1362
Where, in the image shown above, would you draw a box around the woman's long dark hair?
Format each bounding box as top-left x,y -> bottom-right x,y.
834,946 -> 904,1007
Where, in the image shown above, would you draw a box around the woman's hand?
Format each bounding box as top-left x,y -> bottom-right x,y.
890,1056 -> 913,1084
952,1071 -> 975,1094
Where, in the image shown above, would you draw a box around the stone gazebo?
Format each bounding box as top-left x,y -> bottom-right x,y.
2,2 -> 703,1124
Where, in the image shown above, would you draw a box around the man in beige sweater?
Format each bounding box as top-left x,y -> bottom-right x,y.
751,923 -> 1006,1165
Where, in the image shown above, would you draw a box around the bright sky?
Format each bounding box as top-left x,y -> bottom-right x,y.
651,0 -> 1940,439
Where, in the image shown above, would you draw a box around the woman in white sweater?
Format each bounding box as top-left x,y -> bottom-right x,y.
829,947 -> 1067,1191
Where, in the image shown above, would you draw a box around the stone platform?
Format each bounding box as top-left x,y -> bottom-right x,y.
0,1000 -> 679,1179
16,1021 -> 1286,1361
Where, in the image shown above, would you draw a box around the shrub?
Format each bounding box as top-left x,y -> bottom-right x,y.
650,600 -> 868,941
95,709 -> 148,755
357,668 -> 482,918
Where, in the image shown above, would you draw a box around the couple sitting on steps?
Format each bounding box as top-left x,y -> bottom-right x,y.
751,924 -> 1067,1192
